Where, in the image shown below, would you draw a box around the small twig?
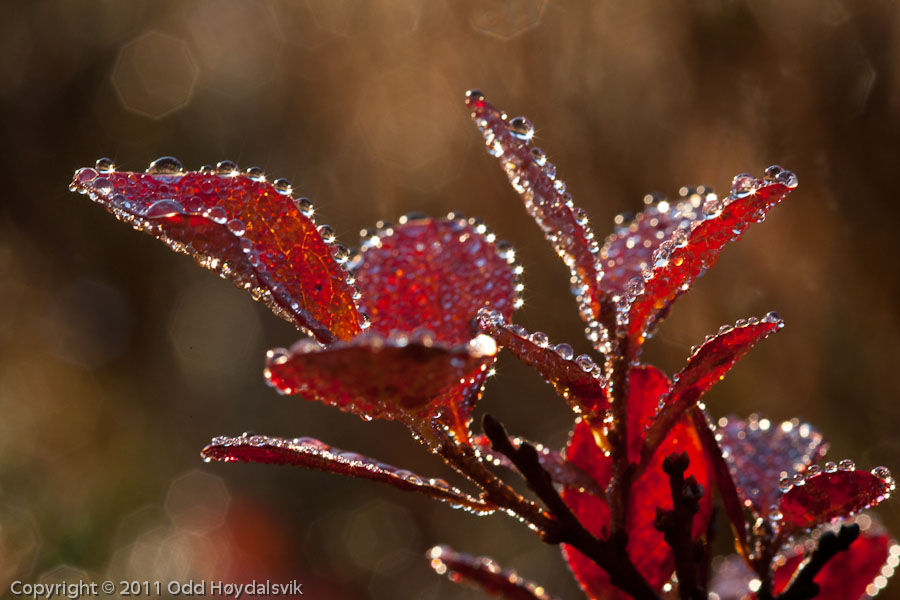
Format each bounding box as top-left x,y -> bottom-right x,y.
774,524 -> 861,600
482,413 -> 661,600
653,452 -> 705,600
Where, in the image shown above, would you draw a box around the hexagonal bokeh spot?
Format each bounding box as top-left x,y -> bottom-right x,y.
164,469 -> 231,533
187,0 -> 284,96
112,31 -> 198,119
471,0 -> 548,40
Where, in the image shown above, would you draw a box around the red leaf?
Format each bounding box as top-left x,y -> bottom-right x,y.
772,518 -> 898,598
466,92 -> 609,348
70,160 -> 360,343
263,332 -> 497,437
470,434 -> 603,496
689,408 -> 749,556
352,215 -> 521,344
475,308 -> 607,416
561,366 -> 713,599
599,187 -> 708,295
201,433 -> 493,513
619,168 -> 797,344
643,314 -> 784,463
346,215 -> 520,439
716,414 -> 827,519
428,545 -> 558,600
778,466 -> 894,533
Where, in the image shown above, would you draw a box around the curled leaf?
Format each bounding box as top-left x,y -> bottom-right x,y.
643,314 -> 784,464
471,434 -> 603,496
202,434 -> 493,513
466,92 -> 609,348
264,331 -> 496,436
475,308 -> 607,416
428,545 -> 557,600
778,466 -> 894,533
618,169 -> 796,344
70,160 -> 360,343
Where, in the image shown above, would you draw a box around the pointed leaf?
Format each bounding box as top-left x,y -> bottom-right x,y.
600,187 -> 708,295
70,160 -> 360,343
475,308 -> 607,416
561,366 -> 713,599
428,545 -> 558,600
716,414 -> 827,519
352,215 -> 520,344
618,168 -> 797,343
466,92 -> 609,347
264,332 -> 497,436
470,434 -> 603,496
689,408 -> 749,556
643,314 -> 784,463
772,517 -> 899,598
779,466 -> 894,533
202,434 -> 493,513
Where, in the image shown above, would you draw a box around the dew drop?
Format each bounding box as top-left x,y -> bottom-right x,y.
824,461 -> 838,473
552,343 -> 574,360
295,197 -> 314,217
873,466 -> 892,481
92,177 -> 113,195
465,89 -> 485,102
146,156 -> 184,175
838,459 -> 855,471
205,206 -> 228,224
317,225 -> 336,243
244,166 -> 265,181
575,354 -> 595,372
144,199 -> 184,218
508,116 -> 534,141
792,473 -> 806,486
73,167 -> 99,187
731,173 -> 756,197
763,165 -> 783,182
227,218 -> 246,236
331,243 -> 350,264
273,178 -> 293,195
775,169 -> 798,189
529,331 -> 549,348
530,147 -> 547,166
215,160 -> 238,175
543,162 -> 557,180
95,157 -> 115,173
806,465 -> 822,477
779,477 -> 793,492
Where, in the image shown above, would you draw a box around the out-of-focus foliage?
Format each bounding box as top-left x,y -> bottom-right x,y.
3,1 -> 900,598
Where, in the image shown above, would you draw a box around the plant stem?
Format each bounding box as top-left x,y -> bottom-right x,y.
482,413 -> 661,600
774,524 -> 861,600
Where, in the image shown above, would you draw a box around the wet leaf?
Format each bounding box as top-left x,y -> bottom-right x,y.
643,315 -> 784,462
779,467 -> 894,533
202,434 -> 493,513
428,545 -> 558,600
475,308 -> 606,416
466,92 -> 609,347
70,161 -> 359,342
264,332 -> 497,437
716,414 -> 827,519
619,170 -> 796,344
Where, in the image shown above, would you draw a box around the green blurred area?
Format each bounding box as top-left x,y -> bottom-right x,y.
2,1 -> 900,598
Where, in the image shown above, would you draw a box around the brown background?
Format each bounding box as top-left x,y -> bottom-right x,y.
2,1 -> 900,598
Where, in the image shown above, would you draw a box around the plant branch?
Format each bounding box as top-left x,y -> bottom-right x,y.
606,331 -> 634,534
482,413 -> 661,600
774,524 -> 861,600
653,451 -> 705,600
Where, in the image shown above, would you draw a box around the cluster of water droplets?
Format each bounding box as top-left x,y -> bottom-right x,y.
71,157 -> 370,337
204,433 -> 493,514
475,307 -> 604,381
684,312 -> 785,359
466,90 -> 608,353
427,545 -> 556,600
604,166 -> 797,338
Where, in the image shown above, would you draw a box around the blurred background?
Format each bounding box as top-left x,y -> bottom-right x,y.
2,0 -> 900,597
